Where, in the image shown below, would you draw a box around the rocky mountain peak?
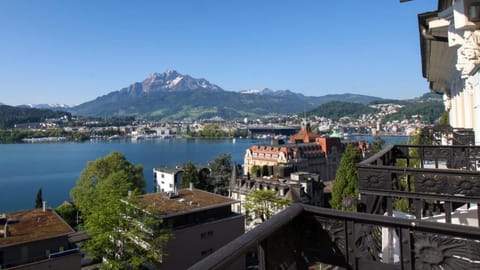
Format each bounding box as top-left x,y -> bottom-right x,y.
131,70 -> 222,94
121,70 -> 223,96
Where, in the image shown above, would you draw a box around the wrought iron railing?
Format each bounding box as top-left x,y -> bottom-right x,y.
357,144 -> 480,224
189,203 -> 480,270
422,126 -> 475,146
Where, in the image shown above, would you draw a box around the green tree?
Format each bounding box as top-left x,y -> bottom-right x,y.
83,188 -> 169,269
55,203 -> 77,228
331,144 -> 362,211
438,111 -> 449,125
71,152 -> 145,216
181,162 -> 199,189
197,168 -> 211,191
261,165 -> 269,176
70,152 -> 168,269
244,190 -> 291,223
35,188 -> 43,208
250,165 -> 261,177
392,130 -> 432,214
208,153 -> 232,195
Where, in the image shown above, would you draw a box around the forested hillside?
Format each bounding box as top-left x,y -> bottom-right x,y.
0,105 -> 70,129
308,93 -> 444,124
307,101 -> 376,120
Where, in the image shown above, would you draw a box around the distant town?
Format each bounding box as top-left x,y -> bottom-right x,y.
0,98 -> 440,144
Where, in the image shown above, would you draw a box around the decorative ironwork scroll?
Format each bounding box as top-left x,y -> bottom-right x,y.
413,232 -> 480,270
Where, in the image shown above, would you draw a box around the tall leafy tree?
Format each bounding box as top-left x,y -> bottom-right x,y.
70,152 -> 168,269
244,190 -> 291,223
181,162 -> 199,188
331,144 -> 362,211
71,152 -> 145,215
35,188 -> 43,208
438,111 -> 449,125
55,203 -> 77,228
208,153 -> 232,195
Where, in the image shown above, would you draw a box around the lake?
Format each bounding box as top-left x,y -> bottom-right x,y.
0,138 -> 260,213
0,135 -> 407,213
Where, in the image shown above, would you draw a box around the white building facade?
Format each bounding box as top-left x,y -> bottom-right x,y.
420,0 -> 480,144
153,167 -> 183,193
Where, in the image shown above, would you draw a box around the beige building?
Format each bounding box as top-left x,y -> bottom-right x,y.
230,171 -> 325,230
0,208 -> 81,270
419,0 -> 480,144
136,189 -> 244,269
244,121 -> 342,180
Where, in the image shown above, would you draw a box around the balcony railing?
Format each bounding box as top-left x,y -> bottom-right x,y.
357,144 -> 480,224
422,126 -> 475,146
190,203 -> 480,270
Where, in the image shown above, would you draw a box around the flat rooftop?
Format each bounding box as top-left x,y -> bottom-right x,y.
0,208 -> 73,247
136,189 -> 238,217
153,167 -> 183,174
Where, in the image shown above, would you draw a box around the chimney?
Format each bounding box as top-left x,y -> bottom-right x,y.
189,182 -> 193,190
43,201 -> 46,212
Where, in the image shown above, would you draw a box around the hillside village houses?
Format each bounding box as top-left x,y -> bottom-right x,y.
11,100 -> 432,143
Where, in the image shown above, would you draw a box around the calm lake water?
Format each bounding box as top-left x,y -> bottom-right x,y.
0,136 -> 407,213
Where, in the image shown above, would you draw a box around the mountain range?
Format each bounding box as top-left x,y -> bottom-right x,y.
66,70 -> 384,120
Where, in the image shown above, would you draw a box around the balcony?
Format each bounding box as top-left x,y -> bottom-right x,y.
190,203 -> 480,269
357,144 -> 480,224
192,143 -> 480,269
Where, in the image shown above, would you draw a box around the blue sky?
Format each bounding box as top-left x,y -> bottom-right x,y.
0,0 -> 437,106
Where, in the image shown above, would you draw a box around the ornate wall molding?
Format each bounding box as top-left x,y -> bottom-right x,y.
456,30 -> 480,79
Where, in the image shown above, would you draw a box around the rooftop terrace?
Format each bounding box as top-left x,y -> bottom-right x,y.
0,208 -> 73,247
136,189 -> 238,217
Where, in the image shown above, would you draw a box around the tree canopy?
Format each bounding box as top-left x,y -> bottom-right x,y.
181,162 -> 199,189
244,189 -> 291,224
331,144 -> 362,211
35,188 -> 43,208
208,153 -> 233,195
0,104 -> 71,129
71,152 -> 145,215
70,152 -> 168,269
